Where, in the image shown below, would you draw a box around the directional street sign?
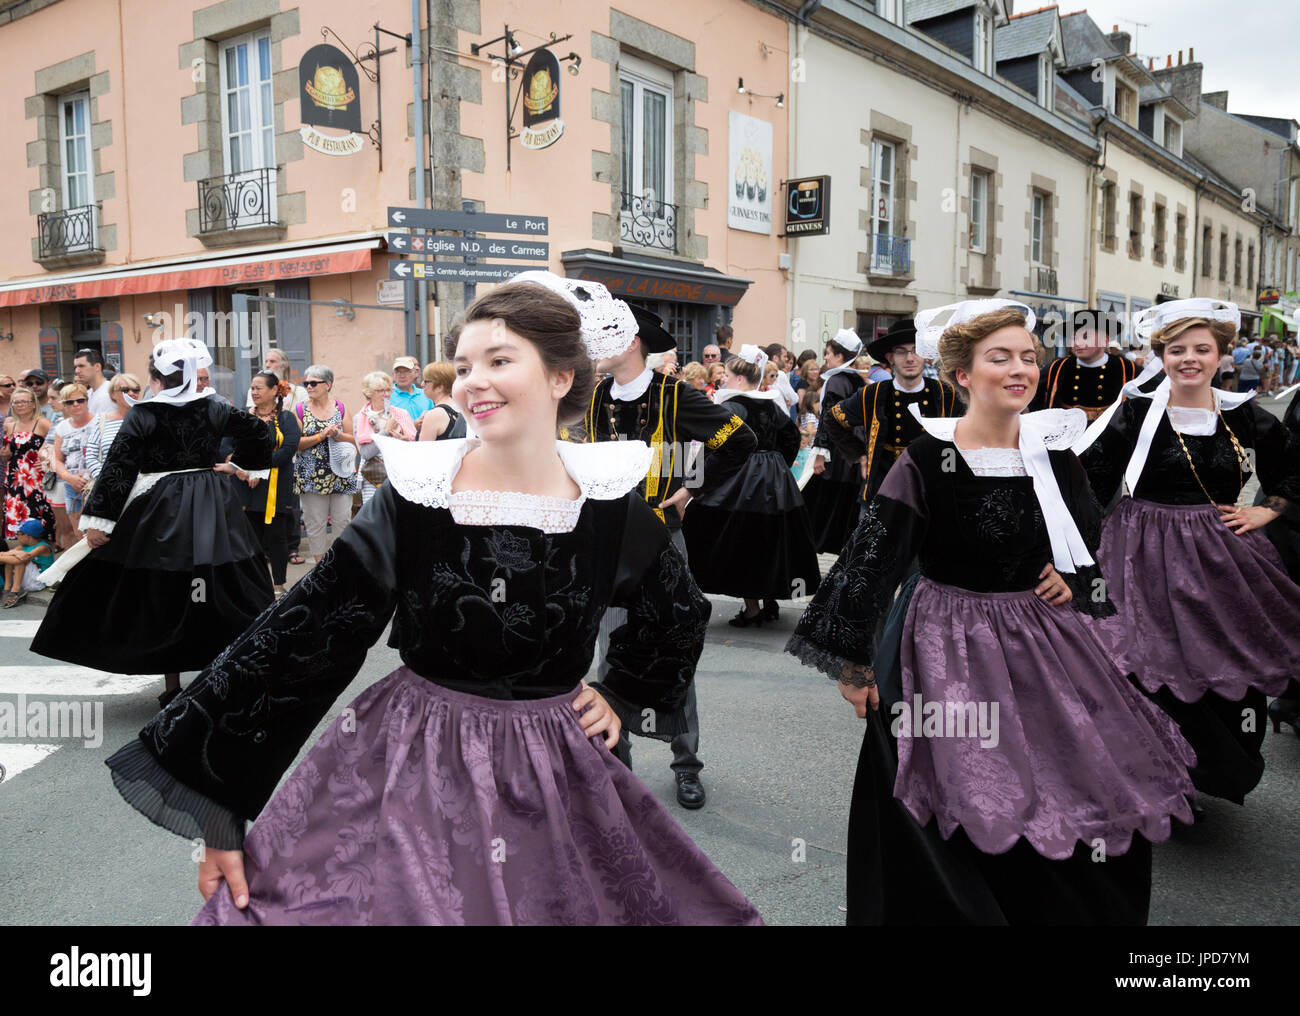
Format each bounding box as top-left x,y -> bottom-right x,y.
386,233 -> 549,260
389,260 -> 531,283
386,207 -> 548,234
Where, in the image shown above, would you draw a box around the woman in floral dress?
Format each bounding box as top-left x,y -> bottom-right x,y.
293,364 -> 360,561
2,387 -> 55,540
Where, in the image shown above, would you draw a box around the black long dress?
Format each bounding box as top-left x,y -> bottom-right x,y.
101,438 -> 762,925
31,398 -> 274,674
786,427 -> 1194,925
682,395 -> 821,600
1079,396 -> 1300,802
806,367 -> 866,553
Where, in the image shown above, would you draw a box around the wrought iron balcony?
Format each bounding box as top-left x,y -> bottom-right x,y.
619,191 -> 678,254
866,233 -> 911,274
198,167 -> 279,233
1032,265 -> 1058,295
37,204 -> 100,258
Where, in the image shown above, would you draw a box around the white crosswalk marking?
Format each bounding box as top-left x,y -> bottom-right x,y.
0,666 -> 158,696
2,624 -> 157,790
0,743 -> 61,786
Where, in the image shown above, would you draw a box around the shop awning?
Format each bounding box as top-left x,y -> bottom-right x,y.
1261,304 -> 1296,334
0,234 -> 383,308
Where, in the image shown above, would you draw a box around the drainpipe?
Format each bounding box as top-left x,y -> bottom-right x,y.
412,0 -> 429,364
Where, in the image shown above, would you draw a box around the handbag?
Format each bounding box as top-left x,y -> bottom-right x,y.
360,455 -> 387,486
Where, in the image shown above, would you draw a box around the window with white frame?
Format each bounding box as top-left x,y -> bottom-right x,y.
220,30 -> 275,177
877,0 -> 905,25
1031,191 -> 1045,263
970,171 -> 988,252
1163,117 -> 1181,156
973,12 -> 990,73
870,139 -> 896,271
1037,55 -> 1054,110
619,55 -> 673,220
59,91 -> 94,210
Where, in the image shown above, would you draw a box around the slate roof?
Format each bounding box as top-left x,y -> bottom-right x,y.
995,7 -> 1057,62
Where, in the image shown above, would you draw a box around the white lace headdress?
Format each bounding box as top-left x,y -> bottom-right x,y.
1131,298 -> 1240,343
511,270 -> 639,360
714,344 -> 782,403
140,337 -> 218,406
914,300 -> 1037,362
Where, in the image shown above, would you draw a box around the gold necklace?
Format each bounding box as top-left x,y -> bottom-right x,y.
1169,407 -> 1248,504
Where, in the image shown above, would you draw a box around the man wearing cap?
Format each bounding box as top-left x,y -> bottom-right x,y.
821,319 -> 962,506
22,369 -> 61,422
584,302 -> 757,811
390,356 -> 434,424
1031,309 -> 1138,420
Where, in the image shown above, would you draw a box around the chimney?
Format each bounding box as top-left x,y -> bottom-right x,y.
1203,90 -> 1228,111
1166,54 -> 1171,68
1178,50 -> 1183,66
1106,29 -> 1132,56
1189,46 -> 1194,62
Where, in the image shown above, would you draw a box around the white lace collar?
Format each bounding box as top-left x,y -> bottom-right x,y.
909,405 -> 1094,574
374,436 -> 652,509
907,406 -> 1087,450
714,386 -> 782,403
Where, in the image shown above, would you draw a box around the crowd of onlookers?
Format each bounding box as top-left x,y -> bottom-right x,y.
2,322 -> 1297,605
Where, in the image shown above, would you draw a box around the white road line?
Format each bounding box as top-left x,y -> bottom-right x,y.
0,620 -> 42,639
0,743 -> 61,786
0,666 -> 159,696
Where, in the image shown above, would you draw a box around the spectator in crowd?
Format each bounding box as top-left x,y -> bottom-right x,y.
1,387 -> 55,541
390,355 -> 433,422
51,383 -> 96,536
680,362 -> 709,391
716,324 -> 734,352
84,373 -> 139,481
293,364 -> 359,562
246,348 -> 308,414
43,390 -> 74,550
0,518 -> 55,608
1237,338 -> 1265,393
706,362 -> 727,395
73,348 -> 114,414
797,359 -> 823,392
22,369 -> 60,422
355,370 -> 416,505
763,343 -> 801,419
226,370 -> 301,598
798,387 -> 820,447
1218,348 -> 1237,392
417,361 -> 466,441
701,344 -> 722,365
659,348 -> 679,375
0,374 -> 15,418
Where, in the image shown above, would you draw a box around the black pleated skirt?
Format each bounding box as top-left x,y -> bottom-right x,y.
31,472 -> 272,674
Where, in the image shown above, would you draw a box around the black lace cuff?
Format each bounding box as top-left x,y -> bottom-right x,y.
785,633 -> 873,685
591,682 -> 690,743
105,738 -> 246,851
1262,495 -> 1300,525
1063,564 -> 1118,619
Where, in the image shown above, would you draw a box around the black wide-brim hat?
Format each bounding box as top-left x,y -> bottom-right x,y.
627,304 -> 676,353
866,318 -> 918,361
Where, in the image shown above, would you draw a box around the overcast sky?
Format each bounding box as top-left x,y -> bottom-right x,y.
1080,1 -> 1296,121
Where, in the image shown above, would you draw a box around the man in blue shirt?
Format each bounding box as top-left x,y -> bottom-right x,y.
389,355 -> 433,422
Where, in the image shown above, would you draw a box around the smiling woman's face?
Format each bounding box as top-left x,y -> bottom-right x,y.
956,325 -> 1039,412
1161,325 -> 1219,395
452,319 -> 572,440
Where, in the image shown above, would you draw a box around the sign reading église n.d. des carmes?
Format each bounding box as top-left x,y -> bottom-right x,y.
299,43 -> 364,156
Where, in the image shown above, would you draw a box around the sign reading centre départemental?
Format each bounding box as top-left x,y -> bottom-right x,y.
389,261 -> 532,283
387,233 -> 550,260
386,207 -> 549,234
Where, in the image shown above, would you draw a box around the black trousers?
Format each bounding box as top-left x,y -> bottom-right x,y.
245,508 -> 294,586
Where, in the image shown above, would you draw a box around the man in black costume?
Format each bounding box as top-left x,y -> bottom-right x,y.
1031,309 -> 1138,419
584,304 -> 757,810
821,319 -> 962,509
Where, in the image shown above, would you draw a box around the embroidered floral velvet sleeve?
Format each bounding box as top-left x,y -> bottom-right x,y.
786,449 -> 929,684
222,403 -> 275,472
600,496 -> 711,740
104,482 -> 403,850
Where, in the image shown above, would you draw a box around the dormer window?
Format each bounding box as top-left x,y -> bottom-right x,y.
1038,54 -> 1054,110
974,11 -> 991,73
877,0 -> 905,25
1163,117 -> 1182,156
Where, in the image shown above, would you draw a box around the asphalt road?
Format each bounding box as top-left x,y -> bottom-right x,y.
1,391 -> 1297,925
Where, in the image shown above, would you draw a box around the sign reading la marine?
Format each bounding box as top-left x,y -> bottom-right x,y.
298,43 -> 364,156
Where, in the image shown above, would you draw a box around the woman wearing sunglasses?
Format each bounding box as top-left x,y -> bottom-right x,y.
0,375 -> 15,419
51,383 -> 97,535
83,373 -> 141,484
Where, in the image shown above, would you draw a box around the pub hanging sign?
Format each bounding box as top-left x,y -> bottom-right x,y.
784,176 -> 831,236
519,49 -> 565,150
298,43 -> 365,156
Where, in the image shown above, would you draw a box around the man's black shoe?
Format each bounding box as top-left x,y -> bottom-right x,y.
675,772 -> 706,809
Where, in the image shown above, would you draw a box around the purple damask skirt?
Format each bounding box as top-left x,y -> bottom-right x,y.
1092,498 -> 1300,702
192,668 -> 763,926
894,578 -> 1195,860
